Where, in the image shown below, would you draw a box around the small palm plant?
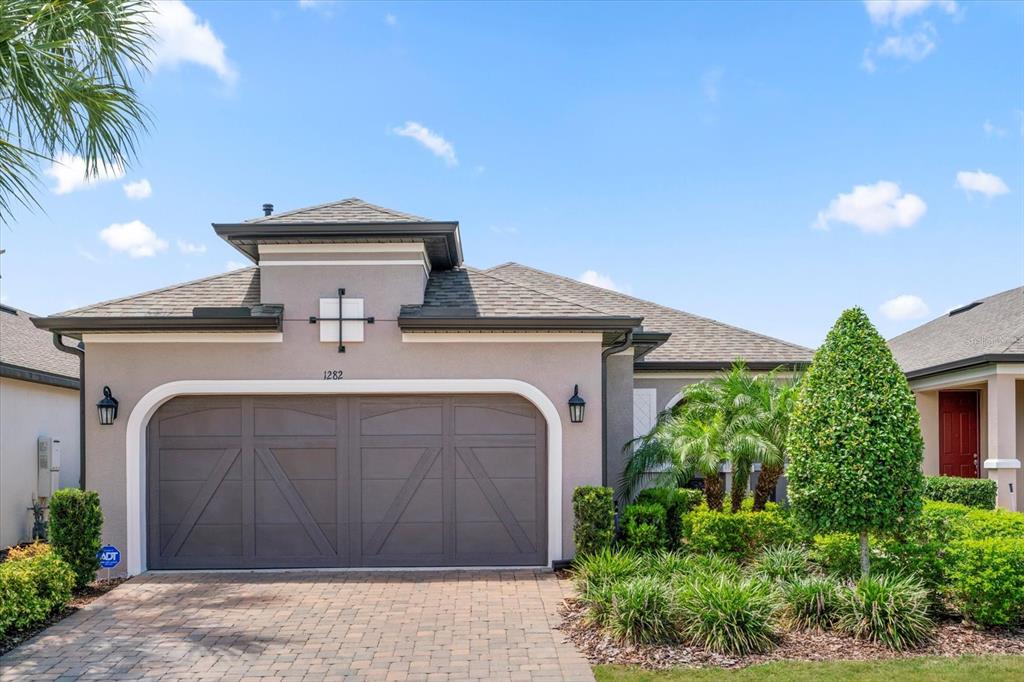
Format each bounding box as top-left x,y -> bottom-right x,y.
749,374 -> 799,511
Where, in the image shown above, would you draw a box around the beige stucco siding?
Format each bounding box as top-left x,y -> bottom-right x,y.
0,377 -> 80,547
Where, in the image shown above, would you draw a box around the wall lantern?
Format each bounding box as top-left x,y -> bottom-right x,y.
568,384 -> 586,424
97,386 -> 119,426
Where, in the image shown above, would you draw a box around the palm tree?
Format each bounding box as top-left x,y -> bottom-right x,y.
749,373 -> 799,511
1,0 -> 151,221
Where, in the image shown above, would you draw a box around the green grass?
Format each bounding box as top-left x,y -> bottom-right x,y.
594,655 -> 1024,681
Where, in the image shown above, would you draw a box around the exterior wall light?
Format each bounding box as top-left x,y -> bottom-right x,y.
568,384 -> 586,424
97,386 -> 119,426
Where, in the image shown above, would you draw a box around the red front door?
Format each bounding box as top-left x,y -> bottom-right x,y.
939,391 -> 980,478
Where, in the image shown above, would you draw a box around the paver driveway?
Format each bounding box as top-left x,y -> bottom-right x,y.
0,570 -> 594,681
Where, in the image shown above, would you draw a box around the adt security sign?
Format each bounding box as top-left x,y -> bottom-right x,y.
98,545 -> 120,569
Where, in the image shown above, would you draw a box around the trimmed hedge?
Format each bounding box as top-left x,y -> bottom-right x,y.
679,510 -> 798,561
620,503 -> 669,552
48,488 -> 103,589
0,545 -> 76,636
923,476 -> 997,509
946,538 -> 1024,627
635,487 -> 703,541
573,486 -> 615,556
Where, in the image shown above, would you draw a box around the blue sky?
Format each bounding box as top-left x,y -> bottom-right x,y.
0,0 -> 1020,348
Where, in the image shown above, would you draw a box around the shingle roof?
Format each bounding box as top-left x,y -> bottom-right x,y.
482,263 -> 813,365
1,305 -> 79,381
889,286 -> 1024,375
246,198 -> 427,225
57,267 -> 261,317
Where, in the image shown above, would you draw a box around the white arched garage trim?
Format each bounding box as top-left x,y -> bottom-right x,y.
125,379 -> 563,575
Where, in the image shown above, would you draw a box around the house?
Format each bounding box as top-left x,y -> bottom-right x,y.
889,286 -> 1023,512
1,304 -> 81,548
32,198 -> 811,573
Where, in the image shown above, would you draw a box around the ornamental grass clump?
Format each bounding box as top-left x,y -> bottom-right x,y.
572,548 -> 644,622
779,575 -> 842,631
607,576 -> 678,644
675,575 -> 779,655
751,545 -> 811,583
836,574 -> 932,650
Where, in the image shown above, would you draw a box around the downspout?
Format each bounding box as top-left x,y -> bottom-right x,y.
601,329 -> 633,488
52,333 -> 85,489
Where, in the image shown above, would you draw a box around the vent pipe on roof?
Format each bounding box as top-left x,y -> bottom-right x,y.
262,203 -> 274,217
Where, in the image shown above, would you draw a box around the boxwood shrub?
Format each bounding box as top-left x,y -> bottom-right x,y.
923,476 -> 997,509
48,488 -> 103,589
0,545 -> 76,636
679,509 -> 798,561
946,538 -> 1024,627
620,503 -> 669,552
573,486 -> 615,556
635,487 -> 703,542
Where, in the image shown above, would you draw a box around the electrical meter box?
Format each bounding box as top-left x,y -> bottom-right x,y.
37,436 -> 62,498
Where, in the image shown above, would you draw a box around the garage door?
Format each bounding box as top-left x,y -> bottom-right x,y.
146,395 -> 547,569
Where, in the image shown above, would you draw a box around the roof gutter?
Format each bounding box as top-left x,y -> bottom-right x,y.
602,329 -> 634,490
51,334 -> 86,490
398,315 -> 642,332
902,353 -> 1024,380
634,360 -> 810,372
31,308 -> 283,338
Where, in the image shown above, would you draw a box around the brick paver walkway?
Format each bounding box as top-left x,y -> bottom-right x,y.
0,570 -> 593,681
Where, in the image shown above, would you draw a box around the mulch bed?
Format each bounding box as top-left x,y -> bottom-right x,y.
558,597 -> 1024,670
0,578 -> 129,657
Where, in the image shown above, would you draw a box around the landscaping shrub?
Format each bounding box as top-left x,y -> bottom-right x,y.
636,487 -> 703,541
811,533 -> 861,580
779,575 -> 841,632
642,550 -> 692,580
679,509 -> 798,561
945,538 -> 1024,627
572,548 -> 644,602
959,507 -> 1024,540
607,576 -> 677,644
751,545 -> 810,583
642,550 -> 742,582
5,541 -> 51,562
48,488 -> 103,589
0,546 -> 75,636
675,575 -> 779,655
678,553 -> 743,581
573,486 -> 615,556
620,503 -> 669,551
836,574 -> 932,650
923,476 -> 997,509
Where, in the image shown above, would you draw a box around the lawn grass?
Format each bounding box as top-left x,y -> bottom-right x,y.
594,655 -> 1024,681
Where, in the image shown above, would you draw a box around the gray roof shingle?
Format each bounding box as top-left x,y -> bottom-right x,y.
1,306 -> 79,381
482,263 -> 813,364
247,198 -> 427,225
889,286 -> 1024,374
58,268 -> 261,317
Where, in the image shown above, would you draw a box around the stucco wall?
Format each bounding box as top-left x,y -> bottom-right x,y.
0,378 -> 80,548
1016,381 -> 1023,505
604,352 -> 635,497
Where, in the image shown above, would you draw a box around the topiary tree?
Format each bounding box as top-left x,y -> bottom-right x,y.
48,488 -> 103,589
787,307 -> 924,577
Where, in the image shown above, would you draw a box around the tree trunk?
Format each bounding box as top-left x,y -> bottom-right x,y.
704,474 -> 724,512
859,531 -> 870,578
752,462 -> 783,511
730,465 -> 749,512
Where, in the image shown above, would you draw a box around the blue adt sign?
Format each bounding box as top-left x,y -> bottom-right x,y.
98,545 -> 120,569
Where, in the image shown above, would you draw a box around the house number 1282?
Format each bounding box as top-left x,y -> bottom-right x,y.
322,370 -> 344,380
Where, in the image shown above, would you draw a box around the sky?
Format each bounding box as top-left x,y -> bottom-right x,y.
0,0 -> 1021,348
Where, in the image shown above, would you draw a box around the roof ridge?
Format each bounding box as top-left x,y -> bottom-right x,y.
57,267 -> 258,316
888,284 -> 1024,345
486,262 -> 813,352
246,197 -> 427,224
464,266 -> 621,318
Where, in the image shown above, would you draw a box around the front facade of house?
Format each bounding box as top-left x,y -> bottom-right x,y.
34,199 -> 811,574
889,286 -> 1024,512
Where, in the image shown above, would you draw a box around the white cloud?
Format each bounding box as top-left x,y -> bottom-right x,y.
77,249 -> 104,264
579,270 -> 625,293
863,1 -> 958,27
392,121 -> 458,166
875,26 -> 936,61
955,170 -> 1009,198
45,154 -> 124,194
814,181 -> 926,234
150,0 -> 236,83
225,260 -> 248,271
881,294 -> 930,321
99,220 -> 168,258
982,120 -> 1006,138
177,240 -> 207,254
701,67 -> 724,104
122,178 -> 152,199
385,13 -> 397,26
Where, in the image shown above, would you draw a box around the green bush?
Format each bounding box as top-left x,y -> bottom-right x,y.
787,308 -> 924,577
779,575 -> 842,631
836,574 -> 932,650
573,486 -> 615,556
959,508 -> 1024,540
620,503 -> 669,552
751,545 -> 811,583
607,576 -> 678,644
0,546 -> 75,636
675,575 -> 779,655
636,487 -> 703,541
572,549 -> 643,600
48,488 -> 103,589
811,533 -> 861,580
642,550 -> 742,582
923,476 -> 997,509
680,510 -> 798,561
945,538 -> 1024,627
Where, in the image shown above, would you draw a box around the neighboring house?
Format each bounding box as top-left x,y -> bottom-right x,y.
33,198 -> 811,574
889,286 -> 1024,512
1,304 -> 81,548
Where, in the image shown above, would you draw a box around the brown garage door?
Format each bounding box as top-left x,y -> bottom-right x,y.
147,395 -> 547,569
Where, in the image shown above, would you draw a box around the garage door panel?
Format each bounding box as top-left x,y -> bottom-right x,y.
361,477 -> 443,523
291,480 -> 337,524
463,447 -> 536,479
455,404 -> 537,435
360,401 -> 444,435
456,522 -> 536,556
255,523 -> 323,557
364,522 -> 444,557
270,448 -> 336,479
158,449 -> 238,481
195,480 -> 242,525
179,525 -> 242,557
361,446 -> 443,479
159,406 -> 242,437
254,398 -> 337,436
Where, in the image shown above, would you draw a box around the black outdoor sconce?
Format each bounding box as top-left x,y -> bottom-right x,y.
568,384 -> 586,424
97,386 -> 119,426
